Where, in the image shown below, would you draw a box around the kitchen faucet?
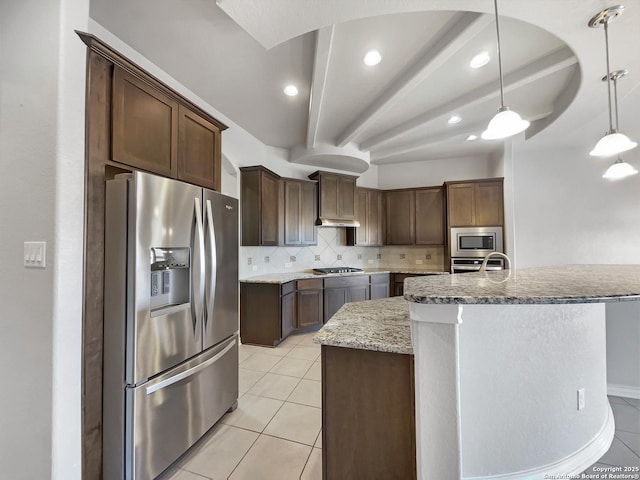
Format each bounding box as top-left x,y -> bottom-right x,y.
480,251 -> 511,271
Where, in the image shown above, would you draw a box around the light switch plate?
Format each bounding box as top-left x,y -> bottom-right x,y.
24,241 -> 46,268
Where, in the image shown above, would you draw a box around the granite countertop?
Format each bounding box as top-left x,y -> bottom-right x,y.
241,268 -> 447,284
313,296 -> 412,354
404,265 -> 640,305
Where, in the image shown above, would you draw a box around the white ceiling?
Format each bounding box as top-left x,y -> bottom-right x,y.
89,0 -> 640,173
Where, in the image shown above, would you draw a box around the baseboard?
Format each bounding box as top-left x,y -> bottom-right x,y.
608,383 -> 640,399
463,404 -> 615,479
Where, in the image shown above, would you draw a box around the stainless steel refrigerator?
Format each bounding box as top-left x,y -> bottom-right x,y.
103,171 -> 239,480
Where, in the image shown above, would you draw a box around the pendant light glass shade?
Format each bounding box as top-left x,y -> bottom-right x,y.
482,107 -> 530,140
590,130 -> 638,156
602,157 -> 638,179
482,0 -> 529,141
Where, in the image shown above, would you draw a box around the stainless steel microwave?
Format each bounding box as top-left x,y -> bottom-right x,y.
450,226 -> 503,258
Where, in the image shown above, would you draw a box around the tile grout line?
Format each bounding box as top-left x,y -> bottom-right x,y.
224,427 -> 263,480
614,433 -> 640,460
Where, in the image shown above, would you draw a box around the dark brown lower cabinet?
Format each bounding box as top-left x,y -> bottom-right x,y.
392,273 -> 439,297
370,273 -> 390,299
240,282 -> 294,346
297,279 -> 323,329
322,345 -> 416,479
323,276 -> 370,322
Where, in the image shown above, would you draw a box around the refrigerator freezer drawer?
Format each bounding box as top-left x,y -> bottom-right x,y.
126,336 -> 238,480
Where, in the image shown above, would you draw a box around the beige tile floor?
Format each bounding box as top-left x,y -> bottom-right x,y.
159,331 -> 322,480
158,329 -> 640,479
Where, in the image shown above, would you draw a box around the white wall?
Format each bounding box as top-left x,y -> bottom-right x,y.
510,143 -> 640,395
377,155 -> 495,190
0,0 -> 87,479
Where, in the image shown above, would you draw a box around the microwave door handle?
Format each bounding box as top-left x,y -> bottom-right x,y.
192,198 -> 205,336
204,199 -> 217,334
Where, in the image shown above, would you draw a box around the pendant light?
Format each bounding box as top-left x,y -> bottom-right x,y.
603,157 -> 638,179
481,0 -> 529,140
601,69 -> 638,179
588,5 -> 637,157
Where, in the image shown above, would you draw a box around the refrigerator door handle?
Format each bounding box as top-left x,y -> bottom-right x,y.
192,198 -> 206,335
145,338 -> 236,395
204,199 -> 217,333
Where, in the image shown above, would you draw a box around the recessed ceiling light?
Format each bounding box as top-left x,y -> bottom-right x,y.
363,49 -> 382,66
470,51 -> 490,69
466,135 -> 478,141
448,115 -> 462,124
283,85 -> 299,96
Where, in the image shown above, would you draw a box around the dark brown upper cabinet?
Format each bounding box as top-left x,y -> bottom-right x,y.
308,171 -> 357,225
282,178 -> 317,246
107,52 -> 227,191
415,187 -> 444,245
346,187 -> 383,246
240,166 -> 281,246
385,187 -> 444,246
177,106 -> 222,191
112,67 -> 178,178
446,179 -> 504,227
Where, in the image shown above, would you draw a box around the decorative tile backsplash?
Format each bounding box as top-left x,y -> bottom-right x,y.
239,228 -> 445,278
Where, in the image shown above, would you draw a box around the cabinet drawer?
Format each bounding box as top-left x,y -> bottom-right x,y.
281,281 -> 296,296
370,273 -> 390,285
297,279 -> 323,291
324,275 -> 369,289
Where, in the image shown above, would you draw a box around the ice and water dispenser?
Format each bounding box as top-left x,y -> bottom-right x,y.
150,247 -> 190,311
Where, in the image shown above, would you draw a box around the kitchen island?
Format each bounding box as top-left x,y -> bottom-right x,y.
313,296 -> 416,479
405,265 -> 640,480
314,265 -> 640,480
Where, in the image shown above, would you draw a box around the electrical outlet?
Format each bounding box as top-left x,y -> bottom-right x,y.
577,388 -> 585,410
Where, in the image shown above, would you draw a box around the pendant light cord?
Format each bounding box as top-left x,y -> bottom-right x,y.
494,0 -> 505,108
604,19 -> 614,132
612,76 -> 619,131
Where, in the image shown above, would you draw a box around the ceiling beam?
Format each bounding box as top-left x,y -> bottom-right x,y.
361,46 -> 577,150
334,12 -> 493,148
307,25 -> 335,148
370,109 -> 553,162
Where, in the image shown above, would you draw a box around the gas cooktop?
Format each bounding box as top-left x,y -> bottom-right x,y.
313,267 -> 364,275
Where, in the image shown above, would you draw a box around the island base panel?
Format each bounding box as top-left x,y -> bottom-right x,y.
322,345 -> 416,480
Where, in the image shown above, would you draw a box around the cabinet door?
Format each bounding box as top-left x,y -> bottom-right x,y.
177,105 -> 221,190
447,183 -> 475,227
112,67 -> 178,177
297,289 -> 323,329
337,177 -> 356,219
370,283 -> 389,300
260,172 -> 280,246
324,288 -> 347,323
393,281 -> 404,297
300,181 -> 318,245
346,285 -> 369,303
415,187 -> 444,245
367,190 -> 383,246
283,180 -> 302,245
475,181 -> 504,226
385,190 -> 415,245
281,291 -> 296,339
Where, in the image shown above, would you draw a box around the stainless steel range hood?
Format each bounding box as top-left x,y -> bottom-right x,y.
315,217 -> 360,227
